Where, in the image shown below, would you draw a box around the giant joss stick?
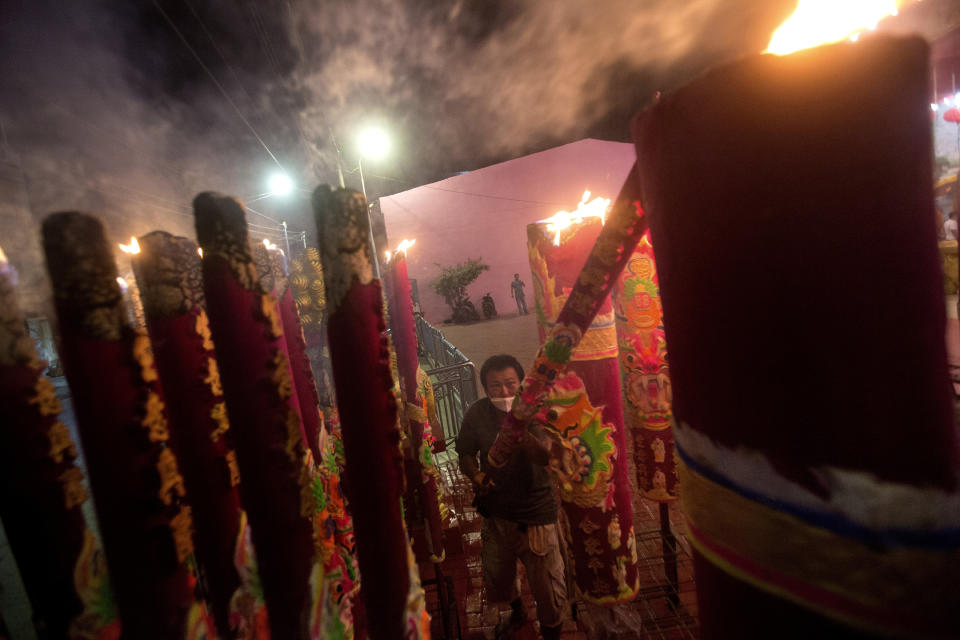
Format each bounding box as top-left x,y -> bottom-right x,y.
633,34 -> 960,637
387,241 -> 446,562
611,232 -> 677,504
278,262 -> 326,462
252,242 -> 313,458
256,238 -> 362,639
611,232 -> 680,604
194,193 -> 317,639
41,213 -> 210,638
289,247 -> 338,417
0,246 -> 118,638
313,186 -> 430,640
255,242 -> 324,462
486,168 -> 645,468
527,212 -> 640,606
287,246 -> 366,639
132,231 -> 264,638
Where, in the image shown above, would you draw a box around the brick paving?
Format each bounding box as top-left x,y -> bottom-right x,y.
423,456 -> 699,640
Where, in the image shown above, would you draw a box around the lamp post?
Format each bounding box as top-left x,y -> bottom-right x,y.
265,172 -> 295,259
356,127 -> 390,202
355,126 -> 391,277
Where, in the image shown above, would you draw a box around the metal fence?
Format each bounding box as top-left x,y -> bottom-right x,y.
415,315 -> 479,445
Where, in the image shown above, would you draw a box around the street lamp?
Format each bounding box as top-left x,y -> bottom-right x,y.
356,127 -> 390,201
267,172 -> 294,196
357,127 -> 390,161
261,172 -> 296,257
348,126 -> 393,278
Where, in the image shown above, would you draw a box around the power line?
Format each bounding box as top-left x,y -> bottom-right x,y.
99,178 -> 191,212
246,220 -> 283,230
151,0 -> 284,169
244,204 -> 281,224
180,0 -> 327,186
373,172 -> 568,206
48,102 -> 188,182
241,0 -> 321,166
181,0 -> 315,160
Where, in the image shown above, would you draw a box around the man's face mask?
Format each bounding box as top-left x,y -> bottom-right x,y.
485,366 -> 520,412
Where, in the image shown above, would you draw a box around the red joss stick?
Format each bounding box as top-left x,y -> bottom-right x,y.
387,247 -> 445,562
254,242 -> 323,462
0,247 -> 120,638
487,167 -> 646,468
527,217 -> 639,605
313,186 -> 430,640
611,232 -> 678,503
42,212 -> 211,639
194,193 -> 316,638
133,231 -> 265,638
633,35 -> 959,637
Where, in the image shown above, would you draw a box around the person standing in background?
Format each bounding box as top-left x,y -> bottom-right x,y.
946,211 -> 958,241
510,273 -> 528,315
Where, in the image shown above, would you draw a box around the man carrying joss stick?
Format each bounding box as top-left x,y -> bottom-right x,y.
456,354 -> 566,640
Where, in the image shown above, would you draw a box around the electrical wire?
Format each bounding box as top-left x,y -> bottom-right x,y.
243,204 -> 280,223
180,0 -> 318,169
243,0 -> 321,166
151,0 -> 285,169
371,171 -> 569,206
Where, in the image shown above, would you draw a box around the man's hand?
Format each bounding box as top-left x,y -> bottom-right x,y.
460,453 -> 495,495
518,430 -> 551,466
472,470 -> 495,495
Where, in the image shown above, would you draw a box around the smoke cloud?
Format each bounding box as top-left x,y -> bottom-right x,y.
290,0 -> 797,184
0,0 -> 312,249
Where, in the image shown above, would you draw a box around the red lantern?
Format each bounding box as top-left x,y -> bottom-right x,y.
944,107 -> 960,123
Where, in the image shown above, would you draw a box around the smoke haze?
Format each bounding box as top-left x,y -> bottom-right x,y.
1,0 -> 957,265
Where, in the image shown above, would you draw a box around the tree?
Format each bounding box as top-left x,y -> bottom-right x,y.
430,257 -> 489,323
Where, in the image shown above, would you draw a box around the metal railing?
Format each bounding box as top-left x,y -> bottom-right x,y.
416,314 -> 479,445
427,362 -> 479,445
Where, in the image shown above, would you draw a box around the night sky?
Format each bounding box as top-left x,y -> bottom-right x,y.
0,0 -> 957,237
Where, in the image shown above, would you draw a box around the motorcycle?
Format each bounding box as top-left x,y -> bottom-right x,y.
481,292 -> 498,319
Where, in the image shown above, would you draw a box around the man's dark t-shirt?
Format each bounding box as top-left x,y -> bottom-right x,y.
456,397 -> 557,525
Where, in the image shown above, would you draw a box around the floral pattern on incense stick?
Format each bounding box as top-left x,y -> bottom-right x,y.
131,332 -> 219,638
613,231 -> 678,502
534,373 -> 640,603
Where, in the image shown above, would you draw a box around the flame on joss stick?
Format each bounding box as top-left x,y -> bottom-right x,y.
197,247 -> 203,258
0,245 -> 14,284
766,0 -> 908,55
261,238 -> 285,259
119,237 -> 140,254
384,250 -> 392,265
116,276 -> 128,290
540,190 -> 611,246
386,239 -> 417,263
